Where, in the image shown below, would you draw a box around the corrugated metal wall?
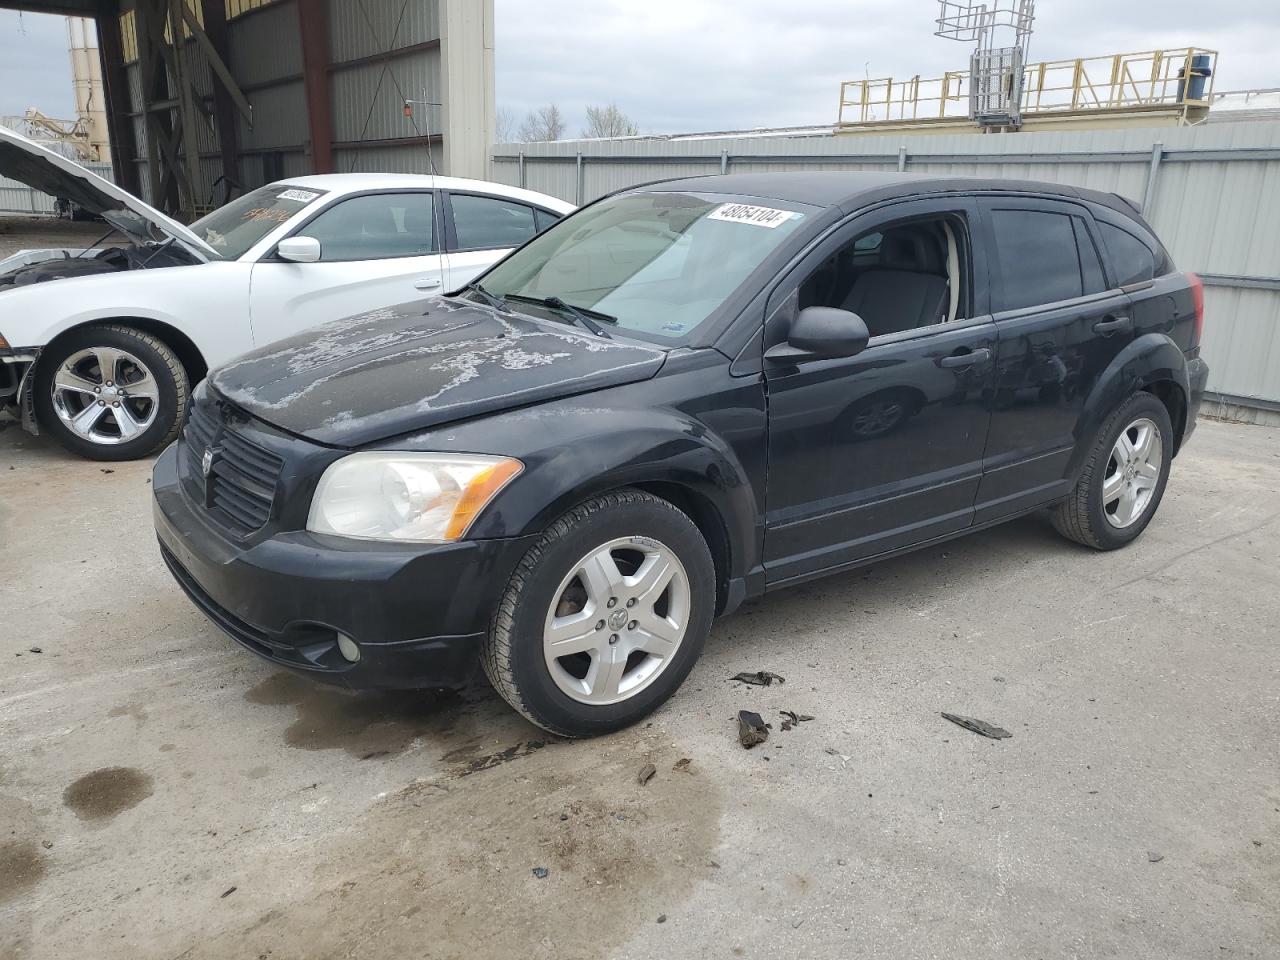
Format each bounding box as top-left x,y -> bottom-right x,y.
0,163 -> 117,215
111,0 -> 448,201
494,121 -> 1280,411
229,0 -> 307,187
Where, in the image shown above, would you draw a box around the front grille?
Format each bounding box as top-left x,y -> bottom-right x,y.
182,400 -> 284,536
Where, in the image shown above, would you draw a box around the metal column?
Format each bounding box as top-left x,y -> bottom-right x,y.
297,0 -> 334,174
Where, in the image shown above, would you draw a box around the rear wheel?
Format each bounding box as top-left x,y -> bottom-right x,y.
482,489 -> 715,737
1052,392 -> 1173,550
34,324 -> 188,461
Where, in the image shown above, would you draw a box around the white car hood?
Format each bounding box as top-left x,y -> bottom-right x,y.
0,124 -> 217,261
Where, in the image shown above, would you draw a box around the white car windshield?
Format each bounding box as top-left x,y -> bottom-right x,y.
479,191 -> 810,339
190,185 -> 327,260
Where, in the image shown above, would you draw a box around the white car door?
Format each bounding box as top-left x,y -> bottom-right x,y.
441,191 -> 557,291
247,190 -> 445,347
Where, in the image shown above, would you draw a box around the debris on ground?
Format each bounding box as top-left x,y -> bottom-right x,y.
1147,851 -> 1164,863
100,469 -> 114,474
673,758 -> 692,773
656,914 -> 667,924
1252,840 -> 1263,847
559,813 -> 569,821
41,840 -> 53,850
730,670 -> 785,687
779,710 -> 814,731
941,712 -> 1012,739
532,867 -> 550,879
28,647 -> 42,654
737,710 -> 770,748
220,886 -> 237,898
637,763 -> 657,786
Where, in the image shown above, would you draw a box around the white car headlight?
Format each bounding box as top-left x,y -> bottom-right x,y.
307,453 -> 523,542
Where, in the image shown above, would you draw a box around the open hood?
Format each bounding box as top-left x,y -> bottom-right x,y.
210,298 -> 668,447
0,124 -> 217,260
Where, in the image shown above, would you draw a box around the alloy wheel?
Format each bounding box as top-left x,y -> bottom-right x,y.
1102,416 -> 1162,528
542,536 -> 691,705
51,346 -> 160,445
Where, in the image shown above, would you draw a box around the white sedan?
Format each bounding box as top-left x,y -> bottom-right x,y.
0,125 -> 572,460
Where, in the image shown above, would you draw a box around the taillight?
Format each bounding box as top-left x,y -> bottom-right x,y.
1187,272 -> 1205,345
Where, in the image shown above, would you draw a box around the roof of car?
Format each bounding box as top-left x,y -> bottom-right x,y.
274,172 -> 576,211
633,171 -> 1137,215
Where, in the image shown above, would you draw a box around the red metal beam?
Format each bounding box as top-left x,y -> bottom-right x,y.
296,0 -> 333,174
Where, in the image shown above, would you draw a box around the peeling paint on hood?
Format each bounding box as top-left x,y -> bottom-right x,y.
210,298 -> 668,447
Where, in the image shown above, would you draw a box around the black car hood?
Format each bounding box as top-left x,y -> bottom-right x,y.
210,298 -> 668,447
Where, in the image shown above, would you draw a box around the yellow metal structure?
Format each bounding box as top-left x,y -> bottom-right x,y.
838,48 -> 1218,130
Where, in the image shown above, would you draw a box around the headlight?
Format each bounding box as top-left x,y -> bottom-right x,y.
307,453 -> 522,542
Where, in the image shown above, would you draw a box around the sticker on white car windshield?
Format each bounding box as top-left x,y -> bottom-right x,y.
707,203 -> 799,228
277,188 -> 321,203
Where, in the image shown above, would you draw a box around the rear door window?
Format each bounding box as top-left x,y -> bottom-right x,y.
534,208 -> 562,233
451,194 -> 538,250
990,209 -> 1086,311
1097,221 -> 1157,287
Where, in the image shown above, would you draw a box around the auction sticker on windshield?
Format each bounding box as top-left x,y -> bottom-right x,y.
277,188 -> 321,203
707,203 -> 800,228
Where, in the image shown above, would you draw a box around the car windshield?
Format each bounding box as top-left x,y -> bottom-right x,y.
478,191 -> 810,340
190,184 -> 327,260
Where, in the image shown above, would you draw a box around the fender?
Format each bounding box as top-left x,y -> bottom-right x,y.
1067,331 -> 1190,481
0,262 -> 246,370
392,398 -> 764,612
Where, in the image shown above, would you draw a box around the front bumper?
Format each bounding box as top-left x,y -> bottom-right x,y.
152,443 -> 535,689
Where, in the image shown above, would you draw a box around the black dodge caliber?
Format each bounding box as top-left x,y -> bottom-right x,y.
154,172 -> 1208,737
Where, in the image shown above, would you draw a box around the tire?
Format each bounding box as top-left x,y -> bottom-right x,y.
1051,392 -> 1173,550
34,324 -> 189,461
482,488 -> 716,738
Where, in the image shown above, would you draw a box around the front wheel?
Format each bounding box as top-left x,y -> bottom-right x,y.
1052,392 -> 1173,550
482,489 -> 716,737
33,324 -> 188,461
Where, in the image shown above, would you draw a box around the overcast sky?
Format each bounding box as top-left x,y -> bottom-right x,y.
3,1 -> 1278,133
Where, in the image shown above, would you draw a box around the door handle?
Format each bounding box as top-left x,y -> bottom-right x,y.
1093,315 -> 1132,335
414,277 -> 442,290
939,347 -> 991,368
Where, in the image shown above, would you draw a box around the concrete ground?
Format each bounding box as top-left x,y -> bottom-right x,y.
0,417 -> 1277,960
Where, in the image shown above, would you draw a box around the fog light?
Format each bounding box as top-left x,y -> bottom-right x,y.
336,633 -> 361,663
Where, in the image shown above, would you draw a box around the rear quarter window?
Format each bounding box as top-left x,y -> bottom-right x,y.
1098,221 -> 1159,287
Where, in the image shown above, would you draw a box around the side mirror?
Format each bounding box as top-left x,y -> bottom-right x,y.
276,236 -> 322,263
766,306 -> 870,361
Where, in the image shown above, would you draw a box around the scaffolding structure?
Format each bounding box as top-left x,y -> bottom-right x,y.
935,0 -> 1036,127
838,48 -> 1219,130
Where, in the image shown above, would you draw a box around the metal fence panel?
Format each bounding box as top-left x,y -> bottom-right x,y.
0,162 -> 115,215
494,120 -> 1280,408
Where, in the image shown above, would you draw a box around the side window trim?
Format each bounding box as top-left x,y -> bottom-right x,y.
763,196 -> 985,353
266,188 -> 442,262
442,190 -> 558,253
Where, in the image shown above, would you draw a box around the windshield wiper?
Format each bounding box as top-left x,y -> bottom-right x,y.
463,281 -> 508,311
505,294 -> 615,338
